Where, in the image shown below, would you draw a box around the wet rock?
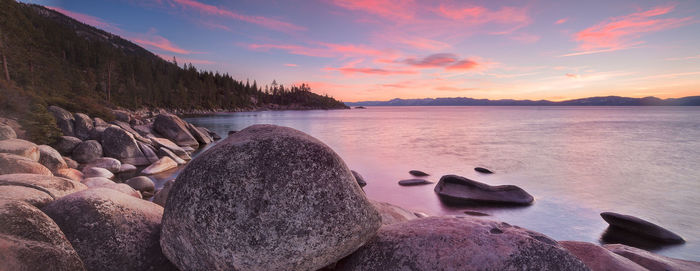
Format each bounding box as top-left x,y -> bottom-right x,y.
157,147 -> 186,165
73,113 -> 93,140
55,168 -> 84,183
200,127 -> 221,140
0,174 -> 87,207
42,188 -> 174,271
0,123 -> 17,140
125,176 -> 155,198
0,153 -> 52,175
38,145 -> 67,172
475,167 -> 494,174
82,167 -> 114,179
464,210 -> 490,216
0,138 -> 40,161
84,157 -> 121,173
434,175 -> 534,205
101,125 -> 149,166
71,140 -> 103,163
141,156 -> 178,175
560,241 -> 646,271
153,114 -> 199,147
160,124 -> 381,271
409,170 -> 429,176
601,212 -> 684,244
0,200 -> 86,270
604,244 -> 700,271
152,179 -> 175,207
48,105 -> 75,136
351,170 -> 367,187
63,156 -> 78,168
138,141 -> 160,163
336,217 -> 588,271
398,178 -> 433,186
228,130 -> 237,135
53,136 -> 82,155
371,200 -> 418,225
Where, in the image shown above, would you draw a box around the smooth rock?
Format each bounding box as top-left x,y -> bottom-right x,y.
54,136 -> 82,155
93,117 -> 108,127
84,157 -> 121,173
336,217 -> 588,271
0,185 -> 55,209
110,120 -> 152,143
63,156 -> 78,168
42,188 -> 174,271
434,174 -> 534,205
118,163 -> 137,173
0,153 -> 52,175
71,140 -> 103,163
398,178 -> 433,186
0,123 -> 17,140
600,212 -> 684,244
48,105 -> 75,136
82,177 -> 115,187
409,170 -> 429,176
0,138 -> 40,161
153,114 -> 199,147
604,244 -> 700,271
126,176 -> 155,197
82,167 -> 114,179
372,200 -> 418,225
138,141 -> 160,163
38,145 -> 67,172
88,125 -> 106,141
160,124 -> 381,271
55,168 -> 84,183
149,136 -> 191,160
73,113 -> 93,140
181,146 -> 195,152
0,174 -> 87,207
0,200 -> 86,270
157,147 -> 186,165
560,241 -> 646,271
101,125 -> 150,166
475,166 -> 494,174
186,122 -> 212,145
152,179 -> 175,207
351,170 -> 367,187
113,110 -> 132,123
141,156 -> 178,175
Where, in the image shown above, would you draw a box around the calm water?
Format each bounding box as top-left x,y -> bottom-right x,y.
171,106 -> 699,260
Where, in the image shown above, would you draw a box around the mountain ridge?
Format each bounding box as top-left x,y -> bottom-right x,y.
345,95 -> 700,106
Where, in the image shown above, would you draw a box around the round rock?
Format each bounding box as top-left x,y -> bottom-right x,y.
54,136 -> 82,155
0,138 -> 40,161
0,174 -> 87,207
0,123 -> 17,140
101,126 -> 149,166
73,113 -> 93,140
38,145 -> 67,172
0,153 -> 52,175
125,176 -> 155,197
160,124 -> 381,271
560,241 -> 646,271
71,140 -> 103,163
82,167 -> 114,179
83,157 -> 121,173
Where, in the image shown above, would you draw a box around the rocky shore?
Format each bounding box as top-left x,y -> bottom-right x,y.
1,107 -> 699,270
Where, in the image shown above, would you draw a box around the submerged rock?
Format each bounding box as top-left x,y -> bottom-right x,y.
0,138 -> 40,161
434,175 -> 534,205
335,217 -> 588,271
409,170 -> 429,176
604,244 -> 700,271
160,124 -> 381,271
351,170 -> 367,187
600,212 -> 684,244
474,167 -> 494,174
560,241 -> 646,271
398,178 -> 433,186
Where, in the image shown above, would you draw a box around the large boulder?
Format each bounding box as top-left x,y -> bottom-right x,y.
0,123 -> 17,140
560,241 -> 646,271
372,201 -> 419,225
88,125 -> 106,141
53,136 -> 82,155
110,120 -> 152,144
0,174 -> 87,207
0,200 -> 86,270
42,188 -> 175,271
125,176 -> 156,198
0,153 -> 52,175
186,122 -> 212,144
48,105 -> 75,136
38,145 -> 67,172
0,138 -> 40,161
73,113 -> 93,140
601,212 -> 684,244
336,217 -> 588,271
153,179 -> 175,207
83,157 -> 121,173
71,140 -> 103,163
153,114 -> 199,147
101,125 -> 150,166
141,156 -> 178,175
138,141 -> 160,163
434,174 -> 534,205
604,244 -> 700,271
160,124 -> 381,271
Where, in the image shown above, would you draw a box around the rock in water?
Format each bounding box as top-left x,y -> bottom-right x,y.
101,125 -> 150,166
141,156 -> 178,175
42,188 -> 174,271
604,244 -> 700,271
71,140 -> 103,163
398,178 -> 433,186
0,123 -> 17,140
0,200 -> 86,270
73,113 -> 93,140
126,176 -> 156,197
186,122 -> 212,145
53,136 -> 82,155
38,145 -> 67,172
48,105 -> 75,136
434,175 -> 534,205
0,138 -> 40,161
351,170 -> 367,187
409,170 -> 429,176
160,124 -> 381,271
335,217 -> 588,271
475,167 -> 494,174
600,212 -> 684,244
153,114 -> 199,147
0,153 -> 53,175
560,241 -> 646,271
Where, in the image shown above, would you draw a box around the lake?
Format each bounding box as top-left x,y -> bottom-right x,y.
174,106 -> 700,261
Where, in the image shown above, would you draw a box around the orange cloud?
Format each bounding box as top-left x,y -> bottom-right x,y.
132,35 -> 194,54
399,53 -> 481,72
555,18 -> 568,24
436,4 -> 531,27
326,67 -> 416,75
170,0 -> 305,32
446,59 -> 479,71
572,5 -> 692,53
331,0 -> 416,20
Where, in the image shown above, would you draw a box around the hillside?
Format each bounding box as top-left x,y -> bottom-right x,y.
346,96 -> 700,107
0,0 -> 347,144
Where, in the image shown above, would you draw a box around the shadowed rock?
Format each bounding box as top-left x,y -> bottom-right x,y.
153,114 -> 199,147
601,212 -> 684,244
434,175 -> 534,206
351,170 -> 367,187
137,141 -> 160,164
409,170 -> 429,176
160,124 -> 381,271
0,138 -> 40,161
73,113 -> 93,140
71,140 -> 102,163
53,136 -> 82,155
186,122 -> 212,145
475,167 -> 494,174
38,145 -> 67,172
398,178 -> 433,186
101,125 -> 149,166
126,176 -> 155,198
149,136 -> 190,160
48,105 -> 75,136
560,241 -> 646,271
157,147 -> 186,165
335,217 -> 589,271
0,123 -> 17,140
152,179 -> 175,207
604,244 -> 700,271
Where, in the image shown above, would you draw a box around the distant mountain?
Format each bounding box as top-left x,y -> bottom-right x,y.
345,96 -> 700,106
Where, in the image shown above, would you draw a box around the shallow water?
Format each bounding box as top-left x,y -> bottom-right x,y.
173,106 -> 700,261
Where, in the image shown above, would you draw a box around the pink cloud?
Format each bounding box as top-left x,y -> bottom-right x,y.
555,18 -> 568,24
132,35 -> 194,54
399,53 -> 482,71
47,6 -> 119,31
331,0 -> 416,20
446,59 -> 479,71
170,0 -> 305,32
436,4 -> 531,27
326,67 -> 417,75
245,42 -> 395,59
565,73 -> 580,79
572,5 -> 692,53
284,63 -> 298,67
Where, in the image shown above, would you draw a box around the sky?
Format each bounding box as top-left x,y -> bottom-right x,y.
23,0 -> 700,102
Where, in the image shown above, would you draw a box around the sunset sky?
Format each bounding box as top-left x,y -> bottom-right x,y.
24,0 -> 700,102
